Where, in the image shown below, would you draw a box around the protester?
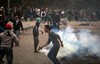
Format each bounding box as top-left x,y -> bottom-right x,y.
41,11 -> 47,22
0,24 -> 19,64
33,22 -> 43,52
54,12 -> 60,30
38,25 -> 63,64
12,16 -> 24,38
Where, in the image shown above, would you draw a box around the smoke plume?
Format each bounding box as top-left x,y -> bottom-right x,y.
40,26 -> 100,58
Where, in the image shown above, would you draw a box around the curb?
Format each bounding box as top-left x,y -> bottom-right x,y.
24,26 -> 33,30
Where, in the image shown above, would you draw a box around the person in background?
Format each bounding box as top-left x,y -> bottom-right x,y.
12,16 -> 24,38
0,14 -> 6,30
0,24 -> 19,64
54,12 -> 60,30
33,22 -> 43,52
38,25 -> 63,64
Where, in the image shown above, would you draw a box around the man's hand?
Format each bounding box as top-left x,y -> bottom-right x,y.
61,44 -> 64,47
41,31 -> 43,34
38,47 -> 42,50
61,41 -> 64,47
40,30 -> 43,34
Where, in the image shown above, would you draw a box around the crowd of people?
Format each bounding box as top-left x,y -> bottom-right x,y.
0,6 -> 100,64
0,6 -> 64,64
1,6 -> 100,30
0,6 -> 23,64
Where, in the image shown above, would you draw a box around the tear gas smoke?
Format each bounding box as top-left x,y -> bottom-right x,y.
40,26 -> 100,58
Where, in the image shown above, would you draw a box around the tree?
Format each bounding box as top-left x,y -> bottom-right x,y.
0,0 -> 100,10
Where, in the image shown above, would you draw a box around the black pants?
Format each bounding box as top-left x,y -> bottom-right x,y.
0,47 -> 13,64
34,37 -> 39,51
48,45 -> 60,64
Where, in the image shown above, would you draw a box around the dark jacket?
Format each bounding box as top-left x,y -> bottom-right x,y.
12,19 -> 24,30
0,26 -> 4,33
0,20 -> 6,29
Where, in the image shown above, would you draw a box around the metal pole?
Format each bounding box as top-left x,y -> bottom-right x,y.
8,0 -> 10,10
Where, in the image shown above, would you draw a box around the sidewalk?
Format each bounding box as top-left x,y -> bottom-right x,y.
8,21 -> 36,29
22,21 -> 35,29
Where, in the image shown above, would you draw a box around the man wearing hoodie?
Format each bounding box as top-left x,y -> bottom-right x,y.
0,24 -> 19,64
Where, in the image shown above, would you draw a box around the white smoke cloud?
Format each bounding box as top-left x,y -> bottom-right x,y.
40,26 -> 100,58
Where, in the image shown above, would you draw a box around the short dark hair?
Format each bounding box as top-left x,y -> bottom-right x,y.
44,25 -> 51,30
